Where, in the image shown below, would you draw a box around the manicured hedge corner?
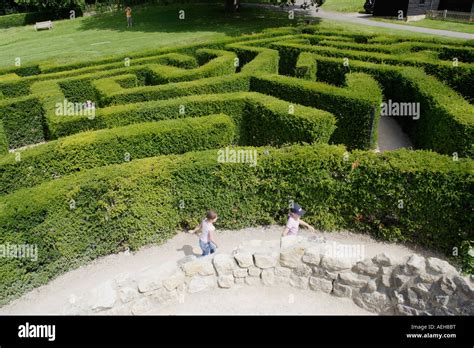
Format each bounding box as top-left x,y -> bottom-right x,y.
344,73 -> 382,149
249,72 -> 382,149
348,149 -> 474,272
0,157 -> 182,306
226,42 -> 279,75
0,97 -> 46,149
147,49 -> 237,85
0,122 -> 8,155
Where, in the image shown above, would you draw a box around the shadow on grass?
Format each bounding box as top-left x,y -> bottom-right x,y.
78,3 -> 317,36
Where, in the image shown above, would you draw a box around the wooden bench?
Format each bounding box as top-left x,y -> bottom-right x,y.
34,21 -> 53,31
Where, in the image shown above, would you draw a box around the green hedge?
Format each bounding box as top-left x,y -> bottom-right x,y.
0,9 -> 83,29
0,95 -> 335,194
250,73 -> 382,149
115,74 -> 140,89
147,49 -> 237,85
0,143 -> 471,304
0,80 -> 31,98
424,64 -> 474,104
18,53 -> 198,84
46,92 -> 335,145
241,48 -> 279,75
0,12 -> 53,29
0,97 -> 46,149
0,114 -> 236,195
306,53 -> 474,157
316,39 -> 474,60
295,51 -> 317,80
225,43 -> 280,75
439,46 -> 474,63
0,13 -> 29,28
95,74 -> 250,106
47,91 -> 246,139
241,94 -> 335,147
0,122 -> 7,155
59,79 -> 101,105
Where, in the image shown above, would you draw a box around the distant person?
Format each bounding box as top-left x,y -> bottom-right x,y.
282,203 -> 316,236
189,210 -> 220,257
125,6 -> 133,28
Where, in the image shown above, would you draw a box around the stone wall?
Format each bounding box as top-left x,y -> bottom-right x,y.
66,236 -> 474,315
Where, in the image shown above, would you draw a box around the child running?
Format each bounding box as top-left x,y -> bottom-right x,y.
282,203 -> 316,236
189,210 -> 220,256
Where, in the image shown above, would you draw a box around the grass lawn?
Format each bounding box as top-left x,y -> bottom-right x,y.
320,0 -> 365,13
0,3 -> 304,68
372,18 -> 474,35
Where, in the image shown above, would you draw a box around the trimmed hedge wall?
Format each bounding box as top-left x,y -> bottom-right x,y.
0,10 -> 83,29
250,73 -> 382,149
146,49 -> 237,85
225,43 -> 280,75
439,46 -> 474,64
0,114 -> 236,195
0,80 -> 31,98
271,41 -> 474,102
295,51 -> 317,80
0,97 -> 46,149
59,79 -> 101,105
0,122 -> 7,155
0,144 -> 471,305
95,74 -> 251,106
15,53 -> 198,84
0,95 -> 335,195
305,53 -> 474,157
47,92 -> 247,139
45,92 -> 335,145
241,94 -> 336,147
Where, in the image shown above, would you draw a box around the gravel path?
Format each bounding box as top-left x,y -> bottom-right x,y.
0,225 -> 446,315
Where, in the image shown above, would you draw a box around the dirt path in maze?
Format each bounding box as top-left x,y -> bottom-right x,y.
0,225 -> 446,315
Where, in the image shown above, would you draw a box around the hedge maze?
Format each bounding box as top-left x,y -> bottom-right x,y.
0,26 -> 473,304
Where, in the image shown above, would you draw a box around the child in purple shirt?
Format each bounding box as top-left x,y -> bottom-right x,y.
282,203 -> 315,236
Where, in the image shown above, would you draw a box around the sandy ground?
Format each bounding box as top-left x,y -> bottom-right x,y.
0,225 -> 445,315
